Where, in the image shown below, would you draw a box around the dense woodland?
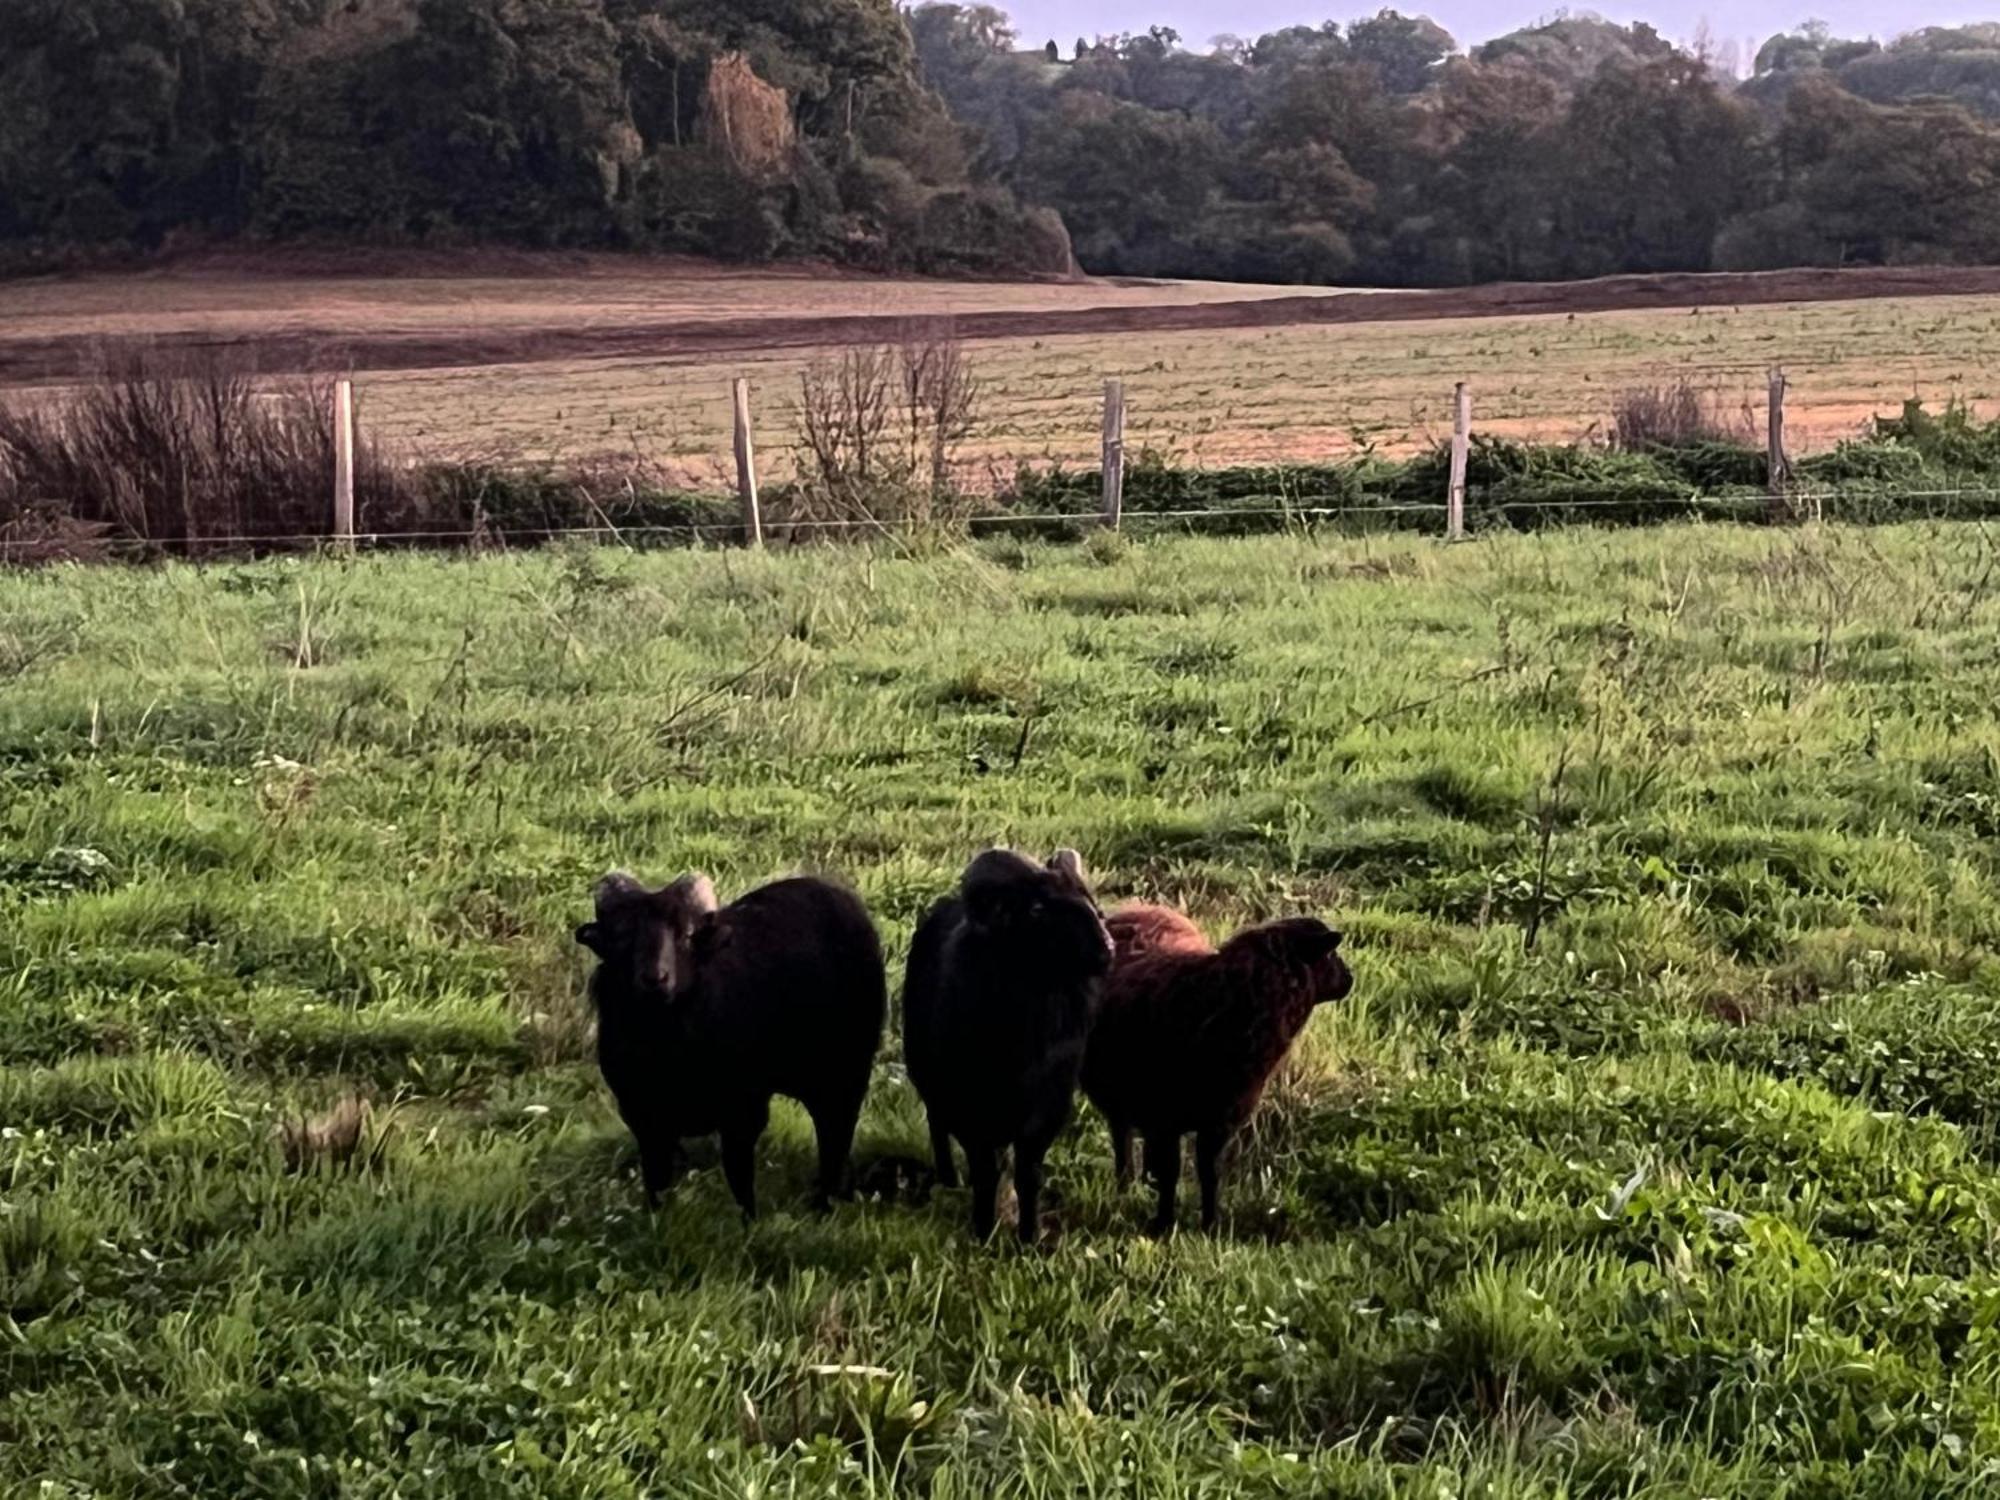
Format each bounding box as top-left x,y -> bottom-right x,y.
4,1 -> 2000,284
0,0 -> 1071,274
917,9 -> 2000,284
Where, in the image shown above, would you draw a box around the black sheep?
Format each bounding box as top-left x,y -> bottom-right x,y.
575,871 -> 886,1217
902,849 -> 1113,1241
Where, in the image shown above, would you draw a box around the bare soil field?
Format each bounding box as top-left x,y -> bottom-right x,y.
6,254 -> 2000,480
0,250 -> 1348,365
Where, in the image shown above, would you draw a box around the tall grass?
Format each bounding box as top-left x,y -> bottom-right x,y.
0,350 -> 422,553
0,351 -> 750,559
1609,378 -> 1758,451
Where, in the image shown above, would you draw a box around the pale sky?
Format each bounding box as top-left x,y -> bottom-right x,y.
991,2 -> 1996,55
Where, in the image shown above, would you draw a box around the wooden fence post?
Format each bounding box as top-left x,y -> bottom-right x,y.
332,378 -> 355,552
732,377 -> 763,548
1101,379 -> 1126,530
1447,381 -> 1470,542
1767,367 -> 1791,523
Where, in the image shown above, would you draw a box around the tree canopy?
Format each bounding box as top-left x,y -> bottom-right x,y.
910,6 -> 2000,285
6,2 -> 2000,286
0,0 -> 1069,273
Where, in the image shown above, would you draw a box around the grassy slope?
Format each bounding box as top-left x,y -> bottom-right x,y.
4,525 -> 2000,1497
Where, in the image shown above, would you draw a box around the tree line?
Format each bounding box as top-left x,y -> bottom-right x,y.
0,0 -> 1069,275
914,9 -> 2000,285
4,1 -> 2000,286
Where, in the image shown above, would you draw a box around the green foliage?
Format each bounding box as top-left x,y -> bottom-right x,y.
1765,78 -> 2000,267
1003,404 -> 2000,538
0,0 -> 1064,274
1871,397 -> 2000,472
5,525 -> 2000,1490
1759,22 -> 2000,122
418,462 -> 740,542
11,2 -> 2000,285
913,5 -> 2000,286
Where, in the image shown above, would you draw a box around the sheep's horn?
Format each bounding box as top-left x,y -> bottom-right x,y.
1049,848 -> 1087,882
594,871 -> 646,914
667,873 -> 720,916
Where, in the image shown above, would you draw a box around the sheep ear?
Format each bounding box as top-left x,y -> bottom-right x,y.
575,922 -> 607,955
594,871 -> 645,917
691,912 -> 730,961
1312,926 -> 1344,956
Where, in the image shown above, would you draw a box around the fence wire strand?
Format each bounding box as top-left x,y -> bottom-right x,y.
8,488 -> 2000,559
9,352 -> 1998,559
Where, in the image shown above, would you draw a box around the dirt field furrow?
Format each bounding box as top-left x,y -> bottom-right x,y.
9,256 -> 2000,477
7,264 -> 2000,387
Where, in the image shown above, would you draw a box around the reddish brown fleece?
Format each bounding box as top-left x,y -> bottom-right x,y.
1106,903 -> 1213,964
1084,909 -> 1352,1140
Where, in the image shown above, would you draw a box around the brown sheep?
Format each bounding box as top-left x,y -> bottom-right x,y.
575,872 -> 886,1218
1082,904 -> 1352,1235
1107,902 -> 1209,963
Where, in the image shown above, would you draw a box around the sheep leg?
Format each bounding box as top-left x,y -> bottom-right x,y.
639,1135 -> 679,1210
1109,1119 -> 1134,1188
928,1113 -> 960,1189
1013,1141 -> 1047,1245
1144,1131 -> 1182,1238
967,1146 -> 1003,1241
808,1092 -> 864,1212
720,1099 -> 770,1221
1195,1125 -> 1230,1232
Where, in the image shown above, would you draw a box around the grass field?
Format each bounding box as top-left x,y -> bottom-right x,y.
8,260 -> 2000,488
357,293 -> 2000,485
6,523 -> 2000,1495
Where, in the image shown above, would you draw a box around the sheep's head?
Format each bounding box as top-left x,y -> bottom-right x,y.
1238,916 -> 1352,1005
574,871 -> 721,1000
960,847 -> 1114,976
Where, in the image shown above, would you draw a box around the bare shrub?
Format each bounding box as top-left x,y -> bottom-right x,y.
0,349 -> 422,557
1610,379 -> 1756,450
788,334 -> 982,536
901,337 -> 981,498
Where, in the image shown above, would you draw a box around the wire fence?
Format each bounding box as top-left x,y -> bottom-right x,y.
10,488 -> 2000,562
5,357 -> 1999,563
